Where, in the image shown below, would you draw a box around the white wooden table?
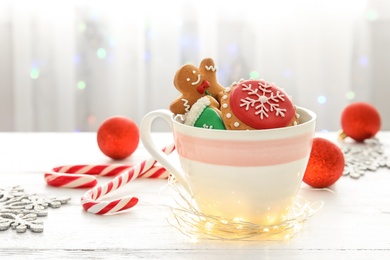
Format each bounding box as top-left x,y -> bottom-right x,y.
1,132 -> 390,259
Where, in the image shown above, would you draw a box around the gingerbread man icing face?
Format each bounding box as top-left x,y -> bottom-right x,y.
169,58 -> 225,115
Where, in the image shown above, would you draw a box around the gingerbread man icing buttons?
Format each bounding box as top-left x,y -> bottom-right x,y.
218,79 -> 299,130
169,58 -> 225,115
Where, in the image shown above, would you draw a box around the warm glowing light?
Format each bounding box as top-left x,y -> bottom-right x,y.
164,170 -> 322,241
233,217 -> 243,222
190,237 -> 199,243
205,222 -> 214,230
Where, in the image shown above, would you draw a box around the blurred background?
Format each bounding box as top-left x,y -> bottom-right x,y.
0,0 -> 389,132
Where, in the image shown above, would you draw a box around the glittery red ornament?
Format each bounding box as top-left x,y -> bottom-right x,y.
97,116 -> 140,160
340,102 -> 381,142
303,138 -> 344,188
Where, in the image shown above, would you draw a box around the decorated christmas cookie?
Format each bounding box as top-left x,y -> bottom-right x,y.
184,96 -> 226,130
218,79 -> 299,130
169,58 -> 225,115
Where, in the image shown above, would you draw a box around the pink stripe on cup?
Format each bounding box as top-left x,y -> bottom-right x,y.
174,132 -> 313,167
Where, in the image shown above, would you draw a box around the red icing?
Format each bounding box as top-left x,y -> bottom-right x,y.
197,80 -> 210,94
230,79 -> 295,129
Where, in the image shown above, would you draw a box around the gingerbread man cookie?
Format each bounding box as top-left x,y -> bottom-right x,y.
218,79 -> 299,130
169,58 -> 225,115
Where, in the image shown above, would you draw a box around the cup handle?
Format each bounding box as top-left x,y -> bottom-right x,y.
140,109 -> 189,192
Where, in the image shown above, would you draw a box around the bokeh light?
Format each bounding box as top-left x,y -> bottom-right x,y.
144,51 -> 151,61
346,90 -> 355,100
282,69 -> 292,78
78,22 -> 87,32
30,68 -> 40,79
366,10 -> 379,21
227,44 -> 239,55
97,48 -> 107,59
87,115 -> 96,125
77,81 -> 86,90
358,55 -> 369,67
73,54 -> 81,64
249,71 -> 260,79
317,95 -> 327,104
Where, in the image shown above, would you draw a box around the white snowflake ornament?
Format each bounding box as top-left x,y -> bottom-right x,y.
0,186 -> 70,233
0,186 -> 25,203
0,212 -> 43,233
340,137 -> 390,179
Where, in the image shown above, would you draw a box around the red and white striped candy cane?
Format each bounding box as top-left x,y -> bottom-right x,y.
81,143 -> 175,214
44,164 -> 166,188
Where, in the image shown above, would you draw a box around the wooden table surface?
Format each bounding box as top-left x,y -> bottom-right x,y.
0,132 -> 390,259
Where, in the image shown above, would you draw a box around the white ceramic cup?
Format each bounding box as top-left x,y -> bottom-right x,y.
141,107 -> 316,225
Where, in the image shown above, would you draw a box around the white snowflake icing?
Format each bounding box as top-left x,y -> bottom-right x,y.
239,81 -> 287,120
0,186 -> 70,233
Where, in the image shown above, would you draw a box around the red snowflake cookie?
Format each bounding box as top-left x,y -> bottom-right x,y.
229,79 -> 295,129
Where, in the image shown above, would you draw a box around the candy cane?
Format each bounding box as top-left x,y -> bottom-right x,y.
80,143 -> 175,214
44,164 -> 166,188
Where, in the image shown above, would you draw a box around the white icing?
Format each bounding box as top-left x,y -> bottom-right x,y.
226,113 -> 232,118
259,95 -> 268,103
239,81 -> 287,120
186,78 -> 190,82
181,98 -> 191,112
191,74 -> 201,86
205,65 -> 217,72
184,96 -> 211,126
174,114 -> 186,123
234,122 -> 240,127
222,103 -> 228,108
222,95 -> 228,100
192,70 -> 196,74
203,124 -> 213,129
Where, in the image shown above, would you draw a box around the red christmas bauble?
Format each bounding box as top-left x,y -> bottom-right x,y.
97,116 -> 140,160
340,102 -> 381,142
303,138 -> 344,188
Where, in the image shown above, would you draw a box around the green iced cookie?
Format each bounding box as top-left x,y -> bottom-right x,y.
193,107 -> 226,130
184,96 -> 226,130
